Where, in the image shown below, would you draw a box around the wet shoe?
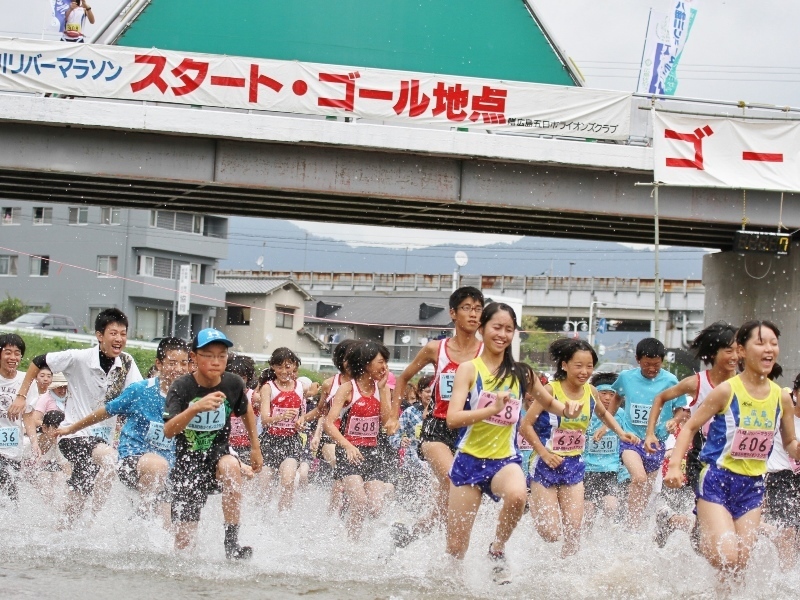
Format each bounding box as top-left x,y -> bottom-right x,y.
391,522 -> 416,548
225,544 -> 253,560
654,507 -> 675,548
488,544 -> 511,585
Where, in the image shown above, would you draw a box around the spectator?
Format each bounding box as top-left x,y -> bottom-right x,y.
62,0 -> 95,43
32,372 -> 69,427
35,367 -> 53,396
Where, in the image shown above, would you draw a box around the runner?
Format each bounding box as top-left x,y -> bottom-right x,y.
0,334 -> 41,503
54,338 -> 190,521
645,322 -> 738,547
664,320 -> 800,581
226,353 -> 259,465
611,337 -> 680,528
763,372 -> 800,566
583,371 -> 625,531
13,308 -> 141,526
163,328 -> 263,559
391,286 -> 485,548
445,303 -> 581,584
389,374 -> 434,500
522,338 -> 637,557
259,347 -> 307,512
515,363 -> 537,490
324,341 -> 393,540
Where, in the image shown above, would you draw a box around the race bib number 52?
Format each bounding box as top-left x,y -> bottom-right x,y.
629,403 -> 651,427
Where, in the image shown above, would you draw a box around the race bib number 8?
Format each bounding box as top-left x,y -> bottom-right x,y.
551,428 -> 585,453
587,435 -> 618,455
730,428 -> 774,460
439,373 -> 455,401
187,403 -> 226,432
0,427 -> 20,448
145,421 -> 172,451
629,403 -> 651,427
477,392 -> 521,426
347,415 -> 380,438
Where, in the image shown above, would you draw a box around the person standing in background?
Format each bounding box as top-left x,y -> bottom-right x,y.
62,0 -> 95,43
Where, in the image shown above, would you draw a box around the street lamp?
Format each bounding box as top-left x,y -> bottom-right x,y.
565,261 -> 575,325
453,251 -> 468,292
562,320 -> 588,338
588,301 -> 607,347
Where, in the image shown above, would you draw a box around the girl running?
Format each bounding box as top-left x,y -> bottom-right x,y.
521,338 -> 636,557
665,321 -> 800,581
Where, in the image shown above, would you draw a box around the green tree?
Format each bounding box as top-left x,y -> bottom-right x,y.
0,294 -> 26,324
520,316 -> 559,369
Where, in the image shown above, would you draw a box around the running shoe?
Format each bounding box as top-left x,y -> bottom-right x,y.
488,544 -> 511,585
226,544 -> 253,560
654,507 -> 675,548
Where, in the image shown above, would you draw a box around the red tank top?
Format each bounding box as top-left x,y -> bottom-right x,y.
431,338 -> 483,419
341,381 -> 381,447
229,389 -> 256,447
266,380 -> 305,437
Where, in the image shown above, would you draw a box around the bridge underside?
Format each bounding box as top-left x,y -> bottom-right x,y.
0,119 -> 793,249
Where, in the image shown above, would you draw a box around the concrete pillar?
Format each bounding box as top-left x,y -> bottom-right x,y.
703,242 -> 800,378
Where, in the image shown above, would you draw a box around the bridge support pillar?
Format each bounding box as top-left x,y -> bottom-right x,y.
703,243 -> 800,377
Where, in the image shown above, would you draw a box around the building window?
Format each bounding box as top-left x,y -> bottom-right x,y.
97,255 -> 118,277
33,207 -> 53,226
0,255 -> 18,276
135,307 -> 170,340
137,255 -> 154,277
69,206 -> 89,225
201,265 -> 216,285
191,263 -> 200,283
29,255 -> 50,277
193,214 -> 204,234
151,210 -> 205,234
2,207 -> 21,225
227,306 -> 251,326
101,207 -> 121,225
275,307 -> 295,329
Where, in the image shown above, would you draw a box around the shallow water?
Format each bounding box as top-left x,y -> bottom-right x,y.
2,479 -> 799,600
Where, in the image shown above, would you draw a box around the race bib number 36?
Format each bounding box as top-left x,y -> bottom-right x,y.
439,373 -> 455,402
730,428 -> 774,460
187,403 -> 226,432
0,426 -> 20,448
477,392 -> 520,426
629,403 -> 651,427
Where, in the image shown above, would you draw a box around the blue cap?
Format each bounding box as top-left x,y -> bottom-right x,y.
193,328 -> 233,350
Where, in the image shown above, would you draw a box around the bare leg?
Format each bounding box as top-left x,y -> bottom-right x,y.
488,464 -> 527,554
136,453 -> 169,518
446,482 -> 482,559
621,450 -> 654,529
696,499 -> 761,579
90,443 -> 118,516
342,475 -> 368,540
217,455 -> 243,524
174,522 -> 199,551
557,483 -> 585,557
414,441 -> 454,536
364,480 -> 386,519
277,458 -> 299,512
531,482 -> 561,543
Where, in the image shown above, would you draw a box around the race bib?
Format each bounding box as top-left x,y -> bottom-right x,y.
587,434 -> 618,455
477,391 -> 520,426
0,426 -> 20,449
90,425 -> 113,443
439,373 -> 455,402
271,407 -> 297,430
145,421 -> 172,451
187,403 -> 226,432
414,424 -> 422,439
791,458 -> 800,475
516,432 -> 533,451
629,403 -> 651,427
730,428 -> 774,460
551,428 -> 586,453
346,415 -> 380,438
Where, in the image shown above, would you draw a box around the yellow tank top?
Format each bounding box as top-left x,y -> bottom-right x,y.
548,381 -> 594,457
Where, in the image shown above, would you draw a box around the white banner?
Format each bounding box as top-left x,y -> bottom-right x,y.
654,112 -> 800,192
0,38 -> 631,140
177,265 -> 191,316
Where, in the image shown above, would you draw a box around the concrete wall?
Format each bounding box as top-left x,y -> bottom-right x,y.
703,242 -> 800,377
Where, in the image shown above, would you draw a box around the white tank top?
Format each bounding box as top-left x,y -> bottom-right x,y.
689,370 -> 715,415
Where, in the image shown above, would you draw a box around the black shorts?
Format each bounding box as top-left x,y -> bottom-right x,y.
260,433 -> 304,470
765,470 -> 800,528
170,451 -> 225,523
58,436 -> 106,495
118,455 -> 141,490
419,416 -> 458,455
584,471 -> 618,504
0,454 -> 21,501
333,445 -> 388,482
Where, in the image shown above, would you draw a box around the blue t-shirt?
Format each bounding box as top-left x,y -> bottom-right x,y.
611,368 -> 681,441
106,377 -> 175,463
584,409 -> 629,473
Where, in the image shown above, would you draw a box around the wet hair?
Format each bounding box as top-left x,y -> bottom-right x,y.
479,302 -> 520,388
736,320 -> 781,347
449,286 -> 484,311
226,352 -> 256,388
550,338 -> 598,381
95,308 -> 128,334
416,374 -> 434,392
347,341 -> 390,379
156,337 -> 189,362
636,337 -> 666,360
590,371 -> 618,387
516,362 -> 536,399
258,347 -> 301,384
689,322 -> 737,365
0,333 -> 25,356
768,363 -> 783,381
794,372 -> 800,393
42,410 -> 65,428
332,339 -> 359,373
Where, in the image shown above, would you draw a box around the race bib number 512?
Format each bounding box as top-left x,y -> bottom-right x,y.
187,403 -> 226,432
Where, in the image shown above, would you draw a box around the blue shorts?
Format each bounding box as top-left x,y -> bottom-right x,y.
449,452 -> 522,502
620,440 -> 665,474
532,455 -> 585,488
696,465 -> 764,520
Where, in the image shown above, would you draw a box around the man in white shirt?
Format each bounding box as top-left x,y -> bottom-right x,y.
0,333 -> 40,502
13,309 -> 141,525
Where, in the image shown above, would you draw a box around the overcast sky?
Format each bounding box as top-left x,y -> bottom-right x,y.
6,0 -> 798,251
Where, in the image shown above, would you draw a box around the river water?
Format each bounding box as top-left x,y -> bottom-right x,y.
1,480 -> 799,600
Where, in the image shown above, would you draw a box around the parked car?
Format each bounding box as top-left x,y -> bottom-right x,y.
6,313 -> 79,333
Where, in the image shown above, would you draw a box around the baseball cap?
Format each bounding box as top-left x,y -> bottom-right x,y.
193,328 -> 233,350
48,372 -> 69,389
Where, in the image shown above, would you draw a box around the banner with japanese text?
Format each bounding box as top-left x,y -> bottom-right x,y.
0,38 -> 631,140
654,112 -> 800,192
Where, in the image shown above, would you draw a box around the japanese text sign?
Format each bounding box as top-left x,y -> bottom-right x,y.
0,38 -> 631,140
654,112 -> 800,192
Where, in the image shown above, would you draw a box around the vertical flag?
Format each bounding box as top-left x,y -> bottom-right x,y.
637,1 -> 699,96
